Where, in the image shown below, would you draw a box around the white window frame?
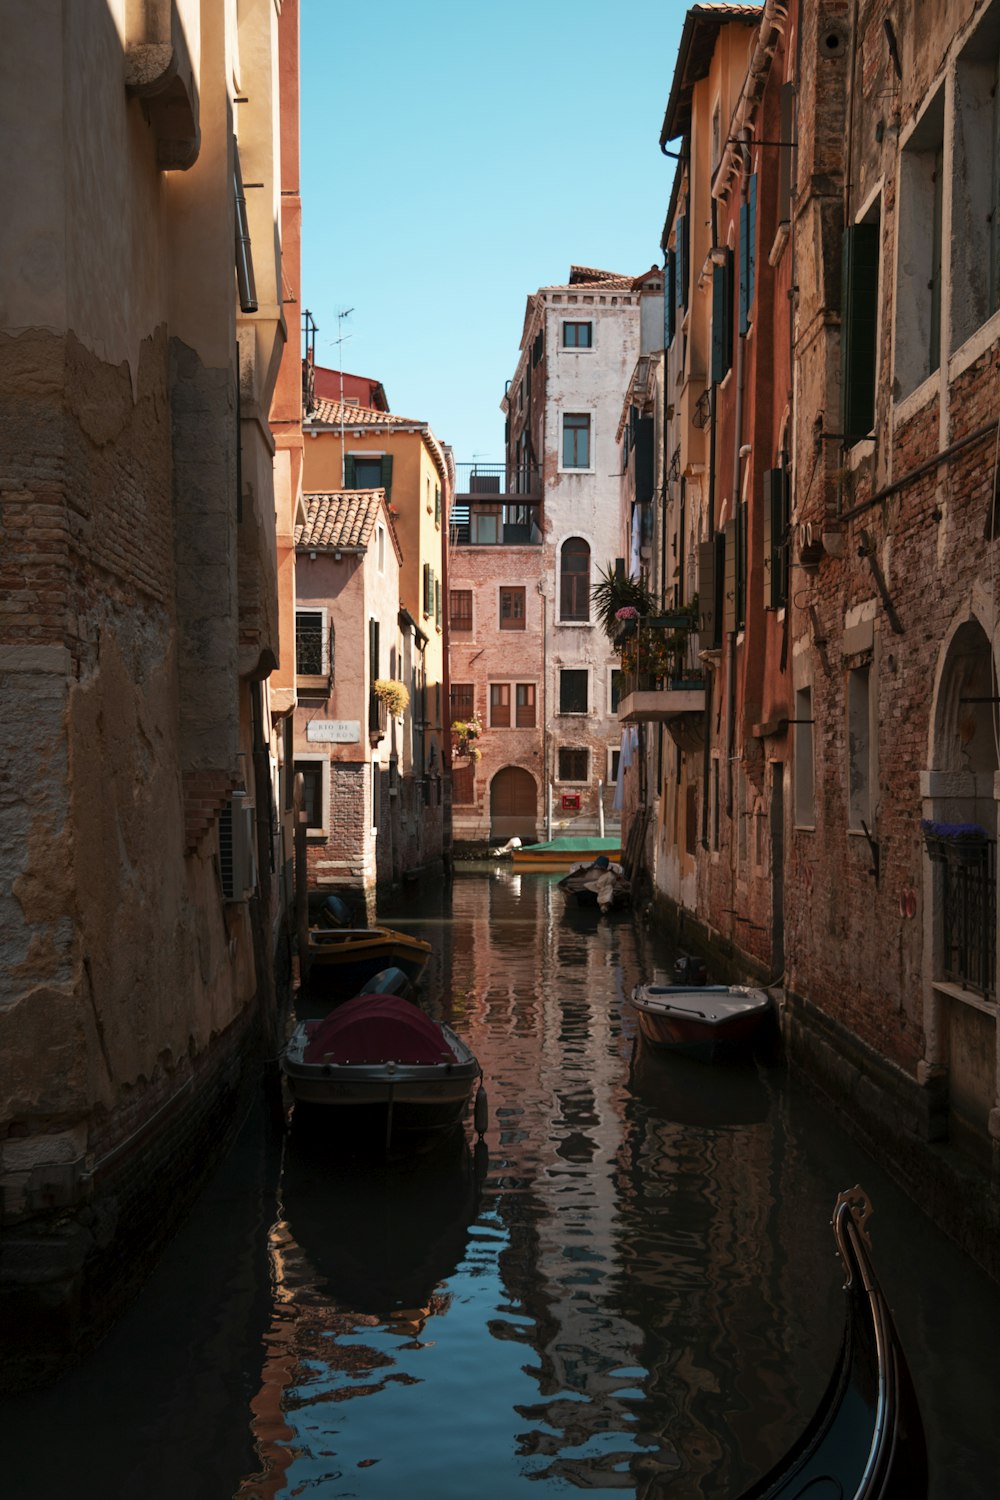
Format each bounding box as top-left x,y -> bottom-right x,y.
558,666 -> 590,716
294,753 -> 329,836
559,411 -> 595,473
295,605 -> 330,676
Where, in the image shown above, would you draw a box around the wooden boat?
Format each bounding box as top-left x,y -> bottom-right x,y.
628,981 -> 773,1061
557,857 -> 631,911
737,1185 -> 927,1499
511,836 -> 622,872
303,923 -> 432,991
282,986 -> 485,1153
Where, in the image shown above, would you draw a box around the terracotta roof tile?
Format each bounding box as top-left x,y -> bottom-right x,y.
309,397 -> 420,428
295,490 -> 385,550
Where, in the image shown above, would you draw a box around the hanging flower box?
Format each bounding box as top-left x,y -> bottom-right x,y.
921,820 -> 990,864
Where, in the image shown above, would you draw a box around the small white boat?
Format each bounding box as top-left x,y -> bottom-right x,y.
282,983 -> 485,1153
628,982 -> 773,1062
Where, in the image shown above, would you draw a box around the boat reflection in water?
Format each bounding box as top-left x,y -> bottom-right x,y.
628,1038 -> 772,1129
279,1128 -> 483,1321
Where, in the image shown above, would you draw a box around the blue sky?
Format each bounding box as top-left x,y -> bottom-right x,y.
300,0 -> 685,465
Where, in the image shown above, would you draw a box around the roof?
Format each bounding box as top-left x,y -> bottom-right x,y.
660,4 -> 762,146
305,398 -> 455,493
309,397 -> 417,429
295,490 -> 401,562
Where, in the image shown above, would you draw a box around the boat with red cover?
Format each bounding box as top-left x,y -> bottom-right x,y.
282,989 -> 483,1151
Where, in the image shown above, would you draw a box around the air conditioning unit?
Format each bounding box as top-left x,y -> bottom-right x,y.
219,793 -> 257,901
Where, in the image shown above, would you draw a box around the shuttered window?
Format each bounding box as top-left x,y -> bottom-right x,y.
762,468 -> 791,609
560,537 -> 591,621
676,214 -> 689,310
711,249 -> 734,383
516,683 -> 536,727
723,520 -> 737,634
699,536 -> 722,650
490,682 -> 511,728
665,249 -> 676,345
739,174 -> 757,335
841,220 -> 880,442
344,453 -> 393,497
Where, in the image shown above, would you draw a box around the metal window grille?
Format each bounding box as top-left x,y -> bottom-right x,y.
295,612 -> 326,675
941,842 -> 996,999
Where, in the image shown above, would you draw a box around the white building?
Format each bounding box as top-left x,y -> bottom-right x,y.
502,267 -> 647,841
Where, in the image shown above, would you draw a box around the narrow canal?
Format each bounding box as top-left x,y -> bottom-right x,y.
4,867 -> 999,1499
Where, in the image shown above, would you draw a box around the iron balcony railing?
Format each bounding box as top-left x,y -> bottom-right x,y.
451,466 -> 542,547
617,612 -> 703,694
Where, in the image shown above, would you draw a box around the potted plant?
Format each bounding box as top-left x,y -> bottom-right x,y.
591,563 -> 655,643
373,678 -> 409,718
452,713 -> 483,759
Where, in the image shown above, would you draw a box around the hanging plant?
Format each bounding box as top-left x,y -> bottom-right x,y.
452,714 -> 483,757
373,678 -> 409,717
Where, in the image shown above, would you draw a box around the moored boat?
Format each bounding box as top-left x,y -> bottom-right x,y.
628,981 -> 773,1061
303,923 -> 432,991
557,856 -> 631,912
282,986 -> 485,1153
737,1185 -> 927,1499
511,836 -> 622,871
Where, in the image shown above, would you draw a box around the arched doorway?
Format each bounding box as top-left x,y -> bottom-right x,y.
490,767 -> 538,842
925,616 -> 998,1160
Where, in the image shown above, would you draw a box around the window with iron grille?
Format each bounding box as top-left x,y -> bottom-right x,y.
450,588 -> 473,633
451,682 -> 474,720
558,747 -> 589,781
941,843 -> 996,999
296,609 -> 328,675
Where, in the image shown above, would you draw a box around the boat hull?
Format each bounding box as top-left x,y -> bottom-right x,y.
512,837 -> 621,871
628,984 -> 772,1061
282,1021 -> 480,1151
304,926 -> 432,992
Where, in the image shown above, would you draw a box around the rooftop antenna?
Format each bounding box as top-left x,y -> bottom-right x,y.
336,307 -> 354,484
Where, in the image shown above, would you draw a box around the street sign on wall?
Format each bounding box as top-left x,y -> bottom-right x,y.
306,720 -> 361,743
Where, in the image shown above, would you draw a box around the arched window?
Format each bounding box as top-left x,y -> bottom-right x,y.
560,537 -> 590,622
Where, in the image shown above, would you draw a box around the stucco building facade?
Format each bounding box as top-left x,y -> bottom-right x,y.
0,0 -> 297,1371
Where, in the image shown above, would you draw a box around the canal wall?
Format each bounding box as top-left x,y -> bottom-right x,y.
646,890 -> 1000,1284
0,1005 -> 266,1391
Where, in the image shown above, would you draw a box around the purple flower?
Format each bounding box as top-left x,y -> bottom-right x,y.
615,606 -> 640,621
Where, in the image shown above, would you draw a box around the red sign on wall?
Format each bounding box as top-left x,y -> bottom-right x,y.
561,793 -> 581,811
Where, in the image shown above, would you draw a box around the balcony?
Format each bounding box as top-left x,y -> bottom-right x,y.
451,464 -> 542,547
616,613 -> 706,748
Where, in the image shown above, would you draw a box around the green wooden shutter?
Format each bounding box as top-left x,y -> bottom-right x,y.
841,223 -> 879,441
711,250 -> 734,384
763,467 -> 790,608
723,520 -> 737,633
699,537 -> 717,646
737,500 -> 747,630
380,453 -> 394,500
344,454 -> 357,487
676,215 -> 688,310
762,470 -> 774,608
422,563 -> 431,615
740,175 -> 757,334
665,250 -> 676,345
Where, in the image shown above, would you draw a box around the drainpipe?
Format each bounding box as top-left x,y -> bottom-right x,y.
701,193 -> 721,847
726,136 -> 753,821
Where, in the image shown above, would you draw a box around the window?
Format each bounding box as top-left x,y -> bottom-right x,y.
558,747 -> 589,782
895,93 -> 944,398
295,608 -> 329,676
711,248 -> 734,384
610,668 -> 623,714
954,22 -> 1000,348
451,682 -> 474,720
515,683 -> 536,728
560,537 -> 591,621
294,757 -> 327,835
562,413 -> 591,469
608,746 -> 621,784
739,174 -> 757,335
423,564 -> 436,618
847,667 -> 872,830
763,468 -> 791,609
499,586 -> 525,630
434,485 -> 441,526
841,208 -> 881,441
450,588 -> 472,633
559,669 -> 588,714
794,687 -> 815,826
711,756 -> 720,851
490,682 -> 511,727
562,321 -> 592,348
345,453 -> 393,497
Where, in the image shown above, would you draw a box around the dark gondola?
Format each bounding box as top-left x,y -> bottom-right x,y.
738,1186 -> 927,1500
